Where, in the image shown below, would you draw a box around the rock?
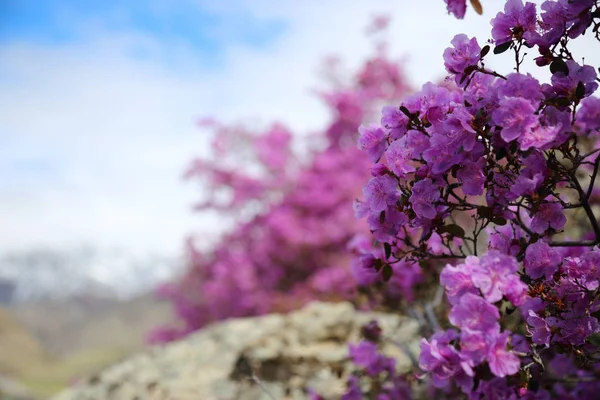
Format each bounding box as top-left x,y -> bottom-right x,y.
0,375 -> 37,400
51,302 -> 420,400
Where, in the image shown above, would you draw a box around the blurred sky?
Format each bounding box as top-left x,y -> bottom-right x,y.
1,0 -> 599,258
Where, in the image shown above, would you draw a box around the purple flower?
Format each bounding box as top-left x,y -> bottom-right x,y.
443,34 -> 481,84
349,341 -> 395,376
457,161 -> 485,196
524,241 -> 561,280
440,258 -> 478,304
491,0 -> 538,45
460,327 -> 491,364
367,206 -> 408,242
385,137 -> 416,177
575,96 -> 600,136
527,310 -> 551,346
492,97 -> 538,142
388,260 -> 423,302
444,0 -> 467,19
556,315 -> 600,346
551,60 -> 599,99
409,179 -> 440,219
358,124 -> 388,162
419,330 -> 473,387
406,129 -> 430,157
449,292 -> 500,333
381,105 -> 409,139
497,73 -> 544,107
562,0 -> 595,38
472,251 -> 528,305
519,123 -> 562,151
363,175 -> 399,212
487,332 -> 521,377
341,375 -> 362,400
530,202 -> 566,233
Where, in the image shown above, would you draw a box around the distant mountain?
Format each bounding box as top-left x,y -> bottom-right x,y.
7,292 -> 173,357
0,246 -> 184,303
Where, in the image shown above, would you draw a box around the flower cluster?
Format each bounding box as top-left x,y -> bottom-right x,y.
149,28 -> 412,343
420,252 -> 525,392
337,321 -> 413,400
353,0 -> 600,397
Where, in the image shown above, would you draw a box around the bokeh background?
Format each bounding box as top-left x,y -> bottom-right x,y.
1,0 -> 599,398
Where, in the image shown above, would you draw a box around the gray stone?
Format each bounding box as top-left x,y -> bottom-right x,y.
51,302 -> 420,400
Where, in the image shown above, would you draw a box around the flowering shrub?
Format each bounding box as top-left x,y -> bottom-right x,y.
149,24 -> 412,343
349,0 -> 600,397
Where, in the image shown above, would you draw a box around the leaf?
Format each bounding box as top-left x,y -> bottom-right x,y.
464,65 -> 479,75
576,81 -> 586,99
384,242 -> 392,260
480,44 -> 490,58
550,58 -> 569,75
492,217 -> 508,226
588,333 -> 600,347
382,264 -> 393,282
477,206 -> 493,219
554,97 -> 571,107
374,259 -> 383,272
470,0 -> 483,15
493,41 -> 512,55
438,224 -> 466,238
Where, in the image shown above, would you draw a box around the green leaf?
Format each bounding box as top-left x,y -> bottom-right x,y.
492,217 -> 508,226
550,58 -> 569,75
382,264 -> 393,282
384,242 -> 392,260
480,45 -> 490,58
438,224 -> 466,238
374,259 -> 383,272
588,333 -> 600,347
493,41 -> 512,55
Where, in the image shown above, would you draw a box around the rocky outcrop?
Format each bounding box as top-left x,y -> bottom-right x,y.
51,302 -> 421,400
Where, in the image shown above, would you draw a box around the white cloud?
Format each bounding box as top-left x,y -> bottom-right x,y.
0,0 -> 598,261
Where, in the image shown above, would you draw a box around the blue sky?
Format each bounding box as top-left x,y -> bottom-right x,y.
0,0 -> 286,67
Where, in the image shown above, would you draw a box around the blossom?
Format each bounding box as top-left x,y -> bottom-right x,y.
530,202 -> 566,233
440,258 -> 478,304
409,179 -> 440,219
381,106 -> 409,139
457,161 -> 485,196
471,251 -> 528,305
527,310 -> 551,346
367,206 -> 408,242
575,96 -> 600,136
487,332 -> 521,377
444,0 -> 467,19
419,330 -> 473,387
556,315 -> 600,346
363,175 -> 399,212
385,137 -> 416,177
349,341 -> 396,376
491,0 -> 538,45
358,124 -> 388,162
551,60 -> 599,99
491,97 -> 538,142
497,73 -> 544,107
443,34 -> 481,84
524,241 -> 561,280
449,292 -> 500,333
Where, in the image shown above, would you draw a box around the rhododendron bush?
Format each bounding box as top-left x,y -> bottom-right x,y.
150,24 -> 412,343
339,0 -> 600,398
